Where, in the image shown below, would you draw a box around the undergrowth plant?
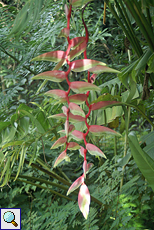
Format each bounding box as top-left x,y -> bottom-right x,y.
31,0 -> 121,219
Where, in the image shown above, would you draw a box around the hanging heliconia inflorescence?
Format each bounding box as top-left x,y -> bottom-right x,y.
31,0 -> 121,219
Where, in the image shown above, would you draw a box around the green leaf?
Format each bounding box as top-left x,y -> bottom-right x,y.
14,146 -> 27,181
0,122 -> 10,132
36,111 -> 49,132
0,157 -> 11,187
0,156 -> 11,183
29,138 -> 39,166
128,132 -> 154,191
118,151 -> 131,167
2,140 -> 25,149
89,125 -> 121,137
1,126 -> 16,146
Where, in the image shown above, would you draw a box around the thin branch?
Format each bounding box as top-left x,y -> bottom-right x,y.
0,45 -> 37,75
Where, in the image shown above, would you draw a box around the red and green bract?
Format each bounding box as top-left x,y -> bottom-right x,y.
31,0 -> 120,219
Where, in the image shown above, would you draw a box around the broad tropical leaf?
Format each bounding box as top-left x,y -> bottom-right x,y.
129,132 -> 154,192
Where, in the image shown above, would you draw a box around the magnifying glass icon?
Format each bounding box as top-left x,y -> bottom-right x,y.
3,211 -> 18,227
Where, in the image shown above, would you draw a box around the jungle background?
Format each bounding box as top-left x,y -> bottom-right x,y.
0,0 -> 154,229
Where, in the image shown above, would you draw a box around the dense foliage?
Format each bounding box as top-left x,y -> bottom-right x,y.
0,0 -> 154,229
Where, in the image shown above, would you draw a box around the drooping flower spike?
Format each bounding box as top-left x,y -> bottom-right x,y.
31,0 -> 121,219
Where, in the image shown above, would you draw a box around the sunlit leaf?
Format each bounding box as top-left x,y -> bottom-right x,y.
69,113 -> 85,122
78,183 -> 90,219
70,37 -> 85,49
59,94 -> 87,104
70,81 -> 101,93
32,70 -> 66,82
89,65 -> 120,74
69,40 -> 87,60
71,130 -> 84,141
86,143 -> 107,158
67,175 -> 84,195
51,136 -> 67,149
89,125 -> 121,137
69,102 -> 85,117
90,101 -> 120,111
71,59 -> 106,72
68,142 -> 81,150
54,150 -> 70,168
45,89 -> 66,99
31,50 -> 66,62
